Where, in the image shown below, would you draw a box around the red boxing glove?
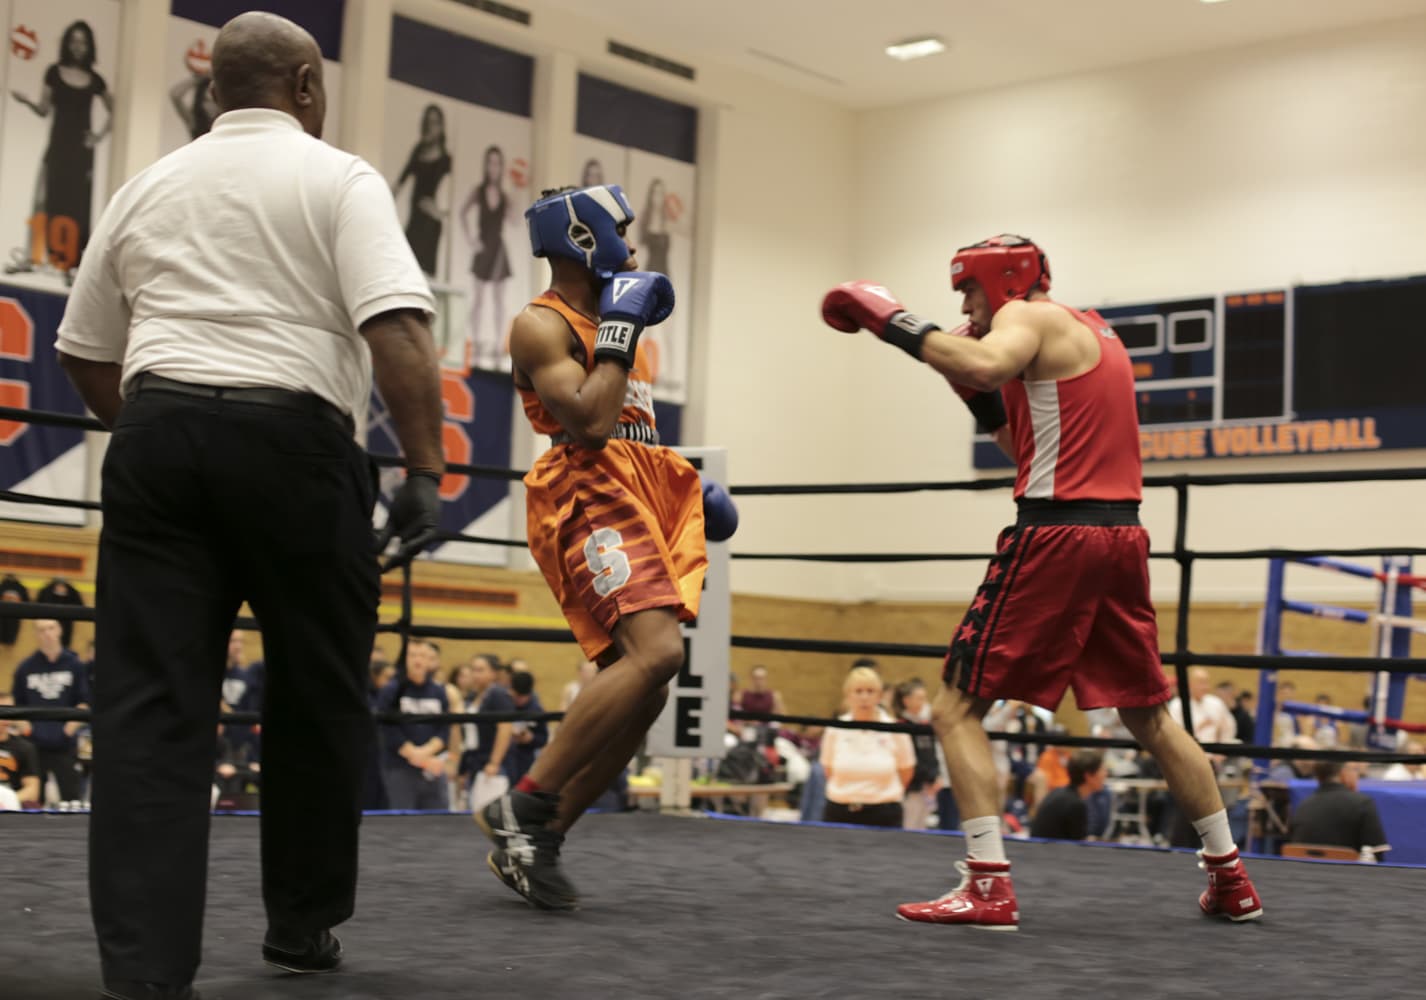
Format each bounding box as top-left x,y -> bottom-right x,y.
943,322 -> 980,402
821,281 -> 938,359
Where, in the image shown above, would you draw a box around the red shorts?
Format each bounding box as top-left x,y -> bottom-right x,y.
943,509 -> 1171,712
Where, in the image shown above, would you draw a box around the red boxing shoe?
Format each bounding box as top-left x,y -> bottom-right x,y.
895,860 -> 1019,931
1198,849 -> 1264,922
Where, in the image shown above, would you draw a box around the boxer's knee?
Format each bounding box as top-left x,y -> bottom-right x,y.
931,684 -> 989,739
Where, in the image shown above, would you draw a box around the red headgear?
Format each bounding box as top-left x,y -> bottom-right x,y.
950,234 -> 1051,316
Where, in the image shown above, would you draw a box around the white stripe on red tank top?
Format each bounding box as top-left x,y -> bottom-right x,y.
1001,304 -> 1143,502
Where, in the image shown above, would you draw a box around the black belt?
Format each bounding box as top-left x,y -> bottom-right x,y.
127,373 -> 354,434
1015,498 -> 1141,526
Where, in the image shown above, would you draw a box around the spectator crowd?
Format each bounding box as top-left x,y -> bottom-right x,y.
0,618 -> 1413,867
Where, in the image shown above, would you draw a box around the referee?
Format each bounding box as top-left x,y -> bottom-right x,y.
56,13 -> 444,999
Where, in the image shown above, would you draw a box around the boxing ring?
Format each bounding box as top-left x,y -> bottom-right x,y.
4,403 -> 1426,999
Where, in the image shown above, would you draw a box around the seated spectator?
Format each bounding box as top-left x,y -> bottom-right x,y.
456,653 -> 516,808
893,679 -> 938,830
734,665 -> 786,746
1312,693 -> 1341,748
820,666 -> 915,828
1221,684 -> 1255,744
369,657 -> 396,704
0,694 -> 41,810
1167,668 -> 1237,746
1288,759 -> 1390,861
1382,740 -> 1426,781
1029,741 -> 1071,810
560,659 -> 598,713
220,629 -> 263,769
213,720 -> 262,806
374,639 -> 450,811
1273,679 -> 1301,745
489,656 -> 513,692
1267,735 -> 1320,784
11,619 -> 89,806
507,669 -> 549,785
984,700 -> 1050,807
1029,750 -> 1108,841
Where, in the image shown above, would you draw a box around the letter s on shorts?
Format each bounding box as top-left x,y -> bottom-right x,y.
584,528 -> 632,596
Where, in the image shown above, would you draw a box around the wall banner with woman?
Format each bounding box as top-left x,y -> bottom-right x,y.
379,17 -> 532,565
573,73 -> 698,410
386,15 -> 533,375
0,0 -> 119,295
162,0 -> 346,156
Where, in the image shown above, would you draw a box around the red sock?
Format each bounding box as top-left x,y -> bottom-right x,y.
515,776 -> 543,794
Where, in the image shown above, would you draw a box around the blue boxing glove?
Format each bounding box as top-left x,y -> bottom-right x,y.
702,476 -> 739,542
595,271 -> 675,369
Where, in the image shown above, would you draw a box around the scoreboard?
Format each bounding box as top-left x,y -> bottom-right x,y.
973,274 -> 1426,468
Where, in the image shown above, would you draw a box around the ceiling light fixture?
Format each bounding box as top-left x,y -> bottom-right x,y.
885,36 -> 946,61
1200,0 -> 1231,5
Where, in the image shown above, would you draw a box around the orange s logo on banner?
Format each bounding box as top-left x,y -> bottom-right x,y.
438,371 -> 474,501
0,298 -> 35,445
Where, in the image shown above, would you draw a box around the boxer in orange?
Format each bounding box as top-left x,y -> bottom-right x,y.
475,184 -> 723,910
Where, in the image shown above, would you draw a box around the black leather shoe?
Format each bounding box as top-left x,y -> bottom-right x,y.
262,928 -> 342,974
100,982 -> 200,999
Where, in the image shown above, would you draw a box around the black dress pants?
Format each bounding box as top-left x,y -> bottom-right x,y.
89,389 -> 380,986
36,744 -> 82,800
823,800 -> 904,828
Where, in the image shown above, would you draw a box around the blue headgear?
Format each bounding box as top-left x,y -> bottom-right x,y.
526,185 -> 635,280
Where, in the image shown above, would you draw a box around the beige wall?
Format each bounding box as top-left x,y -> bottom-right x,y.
820,14 -> 1426,605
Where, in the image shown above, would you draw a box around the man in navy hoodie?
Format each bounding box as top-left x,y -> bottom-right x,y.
11,618 -> 89,805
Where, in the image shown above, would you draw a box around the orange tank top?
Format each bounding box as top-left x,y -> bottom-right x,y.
517,291 -> 658,441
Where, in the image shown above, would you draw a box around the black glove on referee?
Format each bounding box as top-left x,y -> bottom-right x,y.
377,470 -> 442,572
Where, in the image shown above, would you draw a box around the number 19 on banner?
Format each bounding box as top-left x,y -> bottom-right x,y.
27,212 -> 81,271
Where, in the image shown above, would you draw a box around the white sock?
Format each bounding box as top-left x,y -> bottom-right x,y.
962,815 -> 1006,864
1192,809 -> 1235,858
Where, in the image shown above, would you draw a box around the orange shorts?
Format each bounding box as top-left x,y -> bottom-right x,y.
524,440 -> 707,661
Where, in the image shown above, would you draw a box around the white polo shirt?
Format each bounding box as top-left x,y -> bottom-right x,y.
1167,693 -> 1238,745
820,709 -> 916,806
57,108 -> 434,419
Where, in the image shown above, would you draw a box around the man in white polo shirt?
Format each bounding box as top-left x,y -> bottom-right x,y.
55,12 -> 445,1000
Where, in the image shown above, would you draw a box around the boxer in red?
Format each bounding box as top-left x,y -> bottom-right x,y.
822,235 -> 1262,930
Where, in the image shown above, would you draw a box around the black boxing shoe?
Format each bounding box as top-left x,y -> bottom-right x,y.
261,928 -> 342,974
476,791 -> 579,910
100,982 -> 200,999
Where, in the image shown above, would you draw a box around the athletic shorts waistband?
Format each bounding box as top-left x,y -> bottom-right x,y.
1014,499 -> 1141,527
550,421 -> 659,447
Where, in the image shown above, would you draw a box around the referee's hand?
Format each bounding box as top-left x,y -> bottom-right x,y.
377,470 -> 442,571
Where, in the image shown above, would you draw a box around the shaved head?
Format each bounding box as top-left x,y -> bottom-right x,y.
211,11 -> 325,136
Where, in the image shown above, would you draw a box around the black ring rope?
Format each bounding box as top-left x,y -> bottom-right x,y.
2,405 -> 1423,746
4,603 -> 1424,674
5,704 -> 1423,767
8,405 -> 1426,492
0,488 -> 102,511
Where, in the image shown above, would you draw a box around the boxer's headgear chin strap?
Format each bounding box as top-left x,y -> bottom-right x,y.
526,184 -> 635,280
949,234 -> 1051,316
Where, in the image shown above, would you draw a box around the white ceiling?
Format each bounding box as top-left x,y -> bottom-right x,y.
539,0 -> 1426,108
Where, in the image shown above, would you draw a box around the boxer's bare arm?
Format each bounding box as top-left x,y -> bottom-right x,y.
509,304 -> 628,449
919,307 -> 1042,392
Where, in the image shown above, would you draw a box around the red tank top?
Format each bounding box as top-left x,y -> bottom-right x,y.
517,291 -> 657,440
1000,304 -> 1142,502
